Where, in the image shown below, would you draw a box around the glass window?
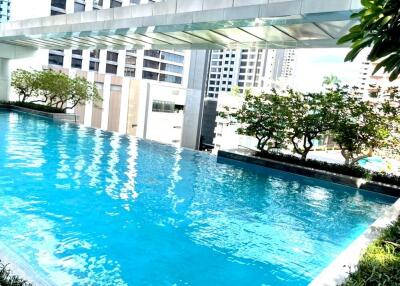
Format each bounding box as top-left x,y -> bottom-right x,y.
48,50 -> 64,66
106,64 -> 117,74
160,63 -> 183,74
125,55 -> 136,66
124,67 -> 135,77
110,0 -> 122,8
159,74 -> 182,84
89,61 -> 99,71
143,59 -> 159,69
144,50 -> 160,58
71,58 -> 82,69
90,49 -> 100,59
74,1 -> 85,12
160,52 -> 184,64
142,71 -> 158,80
152,100 -> 175,113
51,0 -> 66,9
107,51 -> 118,62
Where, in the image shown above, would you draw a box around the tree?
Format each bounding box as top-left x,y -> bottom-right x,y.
322,75 -> 341,87
10,69 -> 100,112
338,0 -> 400,81
10,69 -> 39,102
331,86 -> 394,166
286,90 -> 340,160
220,90 -> 289,153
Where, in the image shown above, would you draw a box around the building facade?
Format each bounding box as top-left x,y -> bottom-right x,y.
9,0 -> 208,149
0,0 -> 10,23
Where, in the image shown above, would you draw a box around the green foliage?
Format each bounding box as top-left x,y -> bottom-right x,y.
222,90 -> 290,152
342,216 -> 400,285
11,101 -> 64,113
10,69 -> 39,102
322,75 -> 341,86
0,261 -> 32,286
338,0 -> 400,81
256,151 -> 369,178
331,86 -> 393,166
11,69 -> 100,112
220,85 -> 400,165
286,90 -> 340,160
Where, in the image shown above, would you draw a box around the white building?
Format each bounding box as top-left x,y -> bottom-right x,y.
212,92 -> 258,153
8,0 -> 207,149
206,48 -> 297,99
200,48 -> 297,149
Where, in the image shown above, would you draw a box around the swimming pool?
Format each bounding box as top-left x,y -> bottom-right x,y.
0,110 -> 396,286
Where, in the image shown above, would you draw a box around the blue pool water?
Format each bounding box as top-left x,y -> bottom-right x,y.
0,110 -> 396,286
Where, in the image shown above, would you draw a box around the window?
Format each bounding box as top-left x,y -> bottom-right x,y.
159,74 -> 182,84
74,1 -> 85,12
71,58 -> 82,69
93,0 -> 103,9
48,50 -> 64,66
144,50 -> 160,58
89,61 -> 99,71
143,59 -> 159,69
110,0 -> 122,8
106,64 -> 117,74
152,100 -> 175,113
124,67 -> 135,77
51,0 -> 66,10
51,0 -> 66,15
160,63 -> 183,74
160,52 -> 184,64
110,85 -> 122,92
90,49 -> 100,59
142,71 -> 158,80
107,51 -> 118,62
125,55 -> 136,66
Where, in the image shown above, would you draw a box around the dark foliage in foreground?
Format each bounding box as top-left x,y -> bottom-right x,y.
0,261 -> 32,286
0,101 -> 64,113
342,216 -> 400,285
256,151 -> 400,187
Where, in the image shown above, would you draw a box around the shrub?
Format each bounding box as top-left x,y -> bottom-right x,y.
342,216 -> 400,285
255,151 -> 400,186
0,261 -> 32,286
11,101 -> 64,113
256,151 -> 369,177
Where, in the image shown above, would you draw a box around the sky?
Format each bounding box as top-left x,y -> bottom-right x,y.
292,48 -> 368,93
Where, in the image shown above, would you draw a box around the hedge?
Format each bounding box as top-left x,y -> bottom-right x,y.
256,151 -> 400,187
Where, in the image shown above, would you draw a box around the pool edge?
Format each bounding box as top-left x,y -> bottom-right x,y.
0,242 -> 56,286
309,197 -> 400,286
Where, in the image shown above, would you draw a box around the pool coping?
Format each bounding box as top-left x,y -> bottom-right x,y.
0,242 -> 55,286
217,150 -> 400,198
0,104 -> 78,123
309,197 -> 400,286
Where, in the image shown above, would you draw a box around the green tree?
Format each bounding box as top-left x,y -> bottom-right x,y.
331,86 -> 394,166
11,69 -> 100,112
286,90 -> 340,160
338,0 -> 400,81
322,75 -> 341,87
10,69 -> 39,102
221,90 -> 289,153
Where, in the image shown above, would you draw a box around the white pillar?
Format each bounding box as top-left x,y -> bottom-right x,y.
0,58 -> 9,102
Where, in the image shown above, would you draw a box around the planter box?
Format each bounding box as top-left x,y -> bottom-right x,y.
217,150 -> 400,197
0,104 -> 79,123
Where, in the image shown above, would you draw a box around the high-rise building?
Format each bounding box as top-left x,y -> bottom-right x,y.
358,60 -> 400,101
200,48 -> 297,149
0,0 -> 10,23
9,0 -> 209,149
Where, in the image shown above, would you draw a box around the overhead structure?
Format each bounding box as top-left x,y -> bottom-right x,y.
0,0 -> 361,53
